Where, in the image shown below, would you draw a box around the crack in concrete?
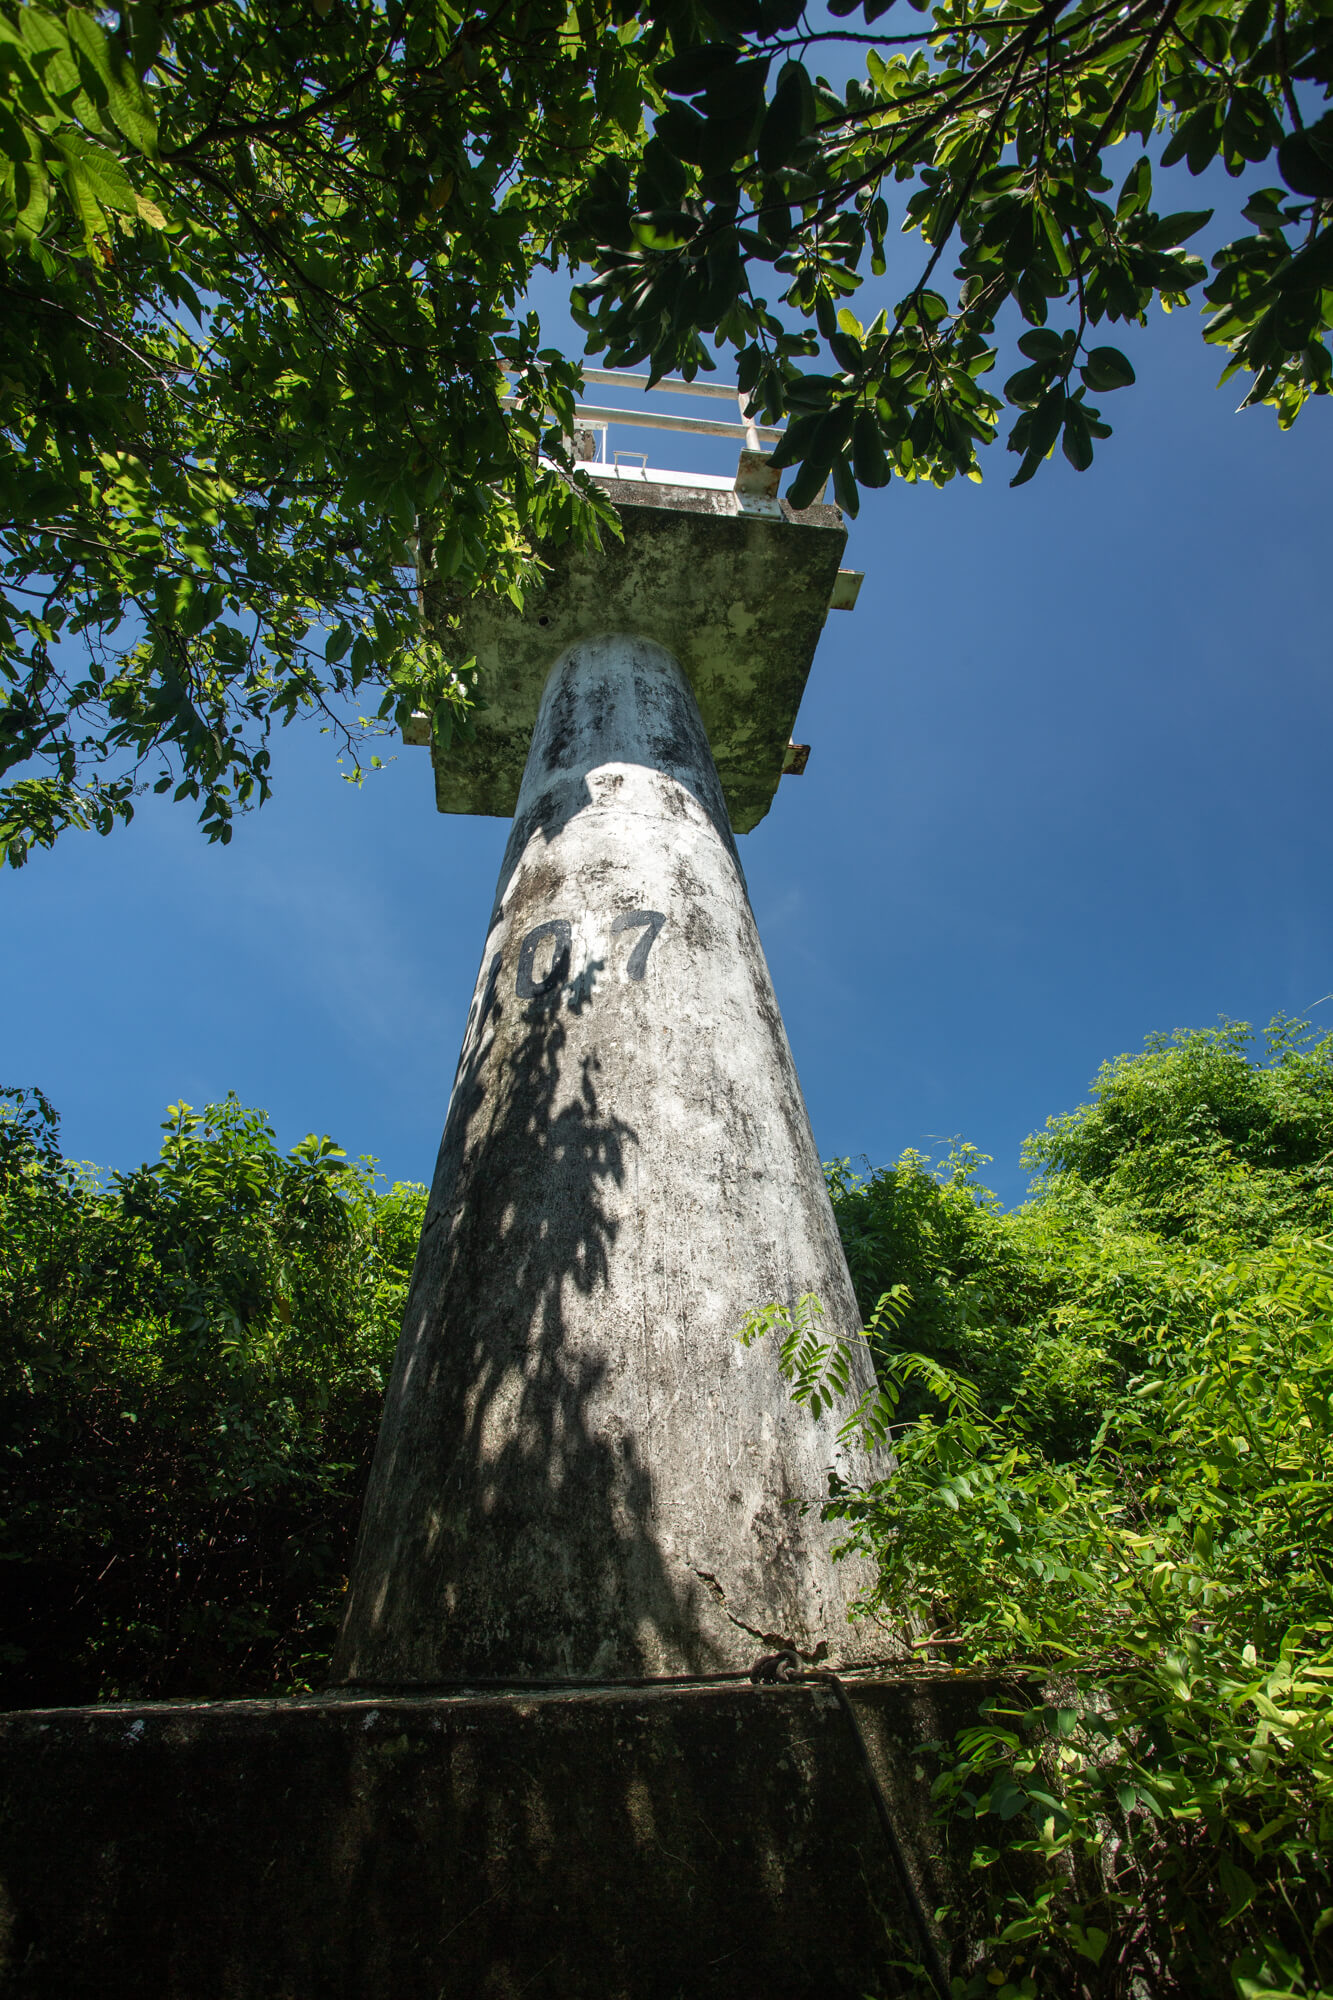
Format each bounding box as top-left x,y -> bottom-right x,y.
690,1568 -> 829,1666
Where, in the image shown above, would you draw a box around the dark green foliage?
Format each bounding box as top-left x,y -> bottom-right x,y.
827,1146 -> 1112,1458
7,0 -> 1332,869
0,1087 -> 425,1704
792,1020 -> 1333,1998
576,0 -> 1333,507
826,1022 -> 1333,1463
1024,1017 -> 1333,1243
1,0 -> 644,866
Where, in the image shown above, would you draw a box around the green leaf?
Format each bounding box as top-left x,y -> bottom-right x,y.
1080,347 -> 1135,392
1277,112 -> 1333,200
1117,156 -> 1152,218
1138,210 -> 1213,250
1005,361 -> 1056,408
1067,1925 -> 1109,1965
13,157 -> 50,237
17,7 -> 80,100
1016,329 -> 1066,362
58,152 -> 110,236
758,62 -> 814,174
65,7 -> 158,155
831,451 -> 859,516
655,45 -> 738,96
1218,1854 -> 1258,1924
67,140 -> 137,216
324,622 -> 353,664
851,408 -> 889,487
1061,403 -> 1093,471
1161,105 -> 1222,175
785,455 -> 830,509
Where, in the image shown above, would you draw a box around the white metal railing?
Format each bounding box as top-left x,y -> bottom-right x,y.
567,401 -> 780,444
581,368 -> 741,402
500,367 -> 781,462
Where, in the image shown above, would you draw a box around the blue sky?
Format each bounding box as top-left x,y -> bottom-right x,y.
5,201 -> 1331,1207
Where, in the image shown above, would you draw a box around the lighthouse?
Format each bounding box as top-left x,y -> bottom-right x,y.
332,376 -> 891,1685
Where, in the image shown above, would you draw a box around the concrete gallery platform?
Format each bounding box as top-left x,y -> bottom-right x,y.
0,1671 -> 1011,1999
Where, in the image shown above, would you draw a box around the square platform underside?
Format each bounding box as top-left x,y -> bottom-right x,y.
0,1674 -> 1013,2000
422,488 -> 847,835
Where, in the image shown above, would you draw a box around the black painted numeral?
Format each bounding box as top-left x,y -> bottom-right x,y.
612,909 -> 666,981
515,919 -> 572,999
515,910 -> 667,999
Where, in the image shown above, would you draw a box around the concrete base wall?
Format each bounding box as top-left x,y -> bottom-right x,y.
0,1676 -> 1010,1999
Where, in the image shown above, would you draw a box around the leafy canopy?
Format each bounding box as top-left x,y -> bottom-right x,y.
577,0 -> 1333,507
0,0 -> 645,866
5,0 -> 1331,864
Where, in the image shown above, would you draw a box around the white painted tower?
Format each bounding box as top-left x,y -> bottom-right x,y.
333,381 -> 891,1684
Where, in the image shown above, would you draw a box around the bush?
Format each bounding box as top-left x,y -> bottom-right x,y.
763,1021 -> 1333,1997
0,1087 -> 425,1704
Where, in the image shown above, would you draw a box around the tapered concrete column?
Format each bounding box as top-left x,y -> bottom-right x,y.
333,636 -> 891,1683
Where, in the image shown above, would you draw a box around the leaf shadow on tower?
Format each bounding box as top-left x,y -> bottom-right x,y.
333,820 -> 731,1684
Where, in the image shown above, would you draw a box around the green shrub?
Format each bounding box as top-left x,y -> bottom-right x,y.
762,1021 -> 1333,1997
0,1087 -> 425,1704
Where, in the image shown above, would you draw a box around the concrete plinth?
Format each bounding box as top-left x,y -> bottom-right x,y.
334,637 -> 890,1685
0,1675 -> 1010,1999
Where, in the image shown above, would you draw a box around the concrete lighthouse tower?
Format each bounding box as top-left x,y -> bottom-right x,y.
333,379 -> 892,1685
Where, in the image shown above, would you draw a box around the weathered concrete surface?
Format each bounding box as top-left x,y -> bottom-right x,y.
0,1676 -> 1013,1999
425,486 -> 847,832
335,637 -> 891,1685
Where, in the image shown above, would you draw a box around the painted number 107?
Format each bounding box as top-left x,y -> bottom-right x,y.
515,909 -> 666,1000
